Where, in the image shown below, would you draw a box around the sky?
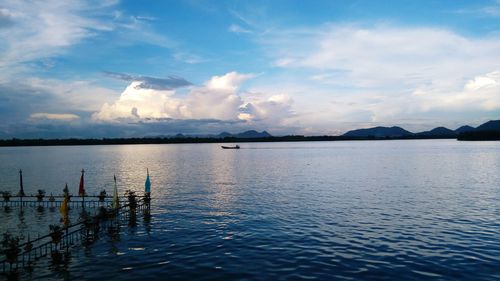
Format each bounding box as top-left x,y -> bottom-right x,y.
1,0 -> 500,138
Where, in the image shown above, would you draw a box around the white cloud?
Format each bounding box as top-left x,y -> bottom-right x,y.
412,71 -> 500,112
252,24 -> 500,132
0,78 -> 118,127
270,25 -> 500,89
93,72 -> 252,121
0,0 -> 116,74
0,0 -> 179,77
92,72 -> 295,129
25,78 -> 119,111
240,94 -> 294,124
464,71 -> 500,91
185,88 -> 242,120
204,71 -> 254,91
92,81 -> 182,121
30,113 -> 80,121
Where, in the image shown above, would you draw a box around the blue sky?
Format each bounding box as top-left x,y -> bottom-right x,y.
1,0 -> 500,138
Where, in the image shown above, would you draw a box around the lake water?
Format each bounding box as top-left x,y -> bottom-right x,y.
0,140 -> 498,280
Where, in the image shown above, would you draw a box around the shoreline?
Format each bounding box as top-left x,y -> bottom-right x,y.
2,129 -> 499,147
0,136 -> 473,147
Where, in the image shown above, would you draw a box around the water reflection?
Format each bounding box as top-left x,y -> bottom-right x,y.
0,141 -> 498,280
210,145 -> 239,210
143,210 -> 152,233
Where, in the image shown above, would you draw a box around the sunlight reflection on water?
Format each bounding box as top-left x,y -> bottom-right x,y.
0,140 -> 498,280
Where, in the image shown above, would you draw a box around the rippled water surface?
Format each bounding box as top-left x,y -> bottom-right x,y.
0,140 -> 499,280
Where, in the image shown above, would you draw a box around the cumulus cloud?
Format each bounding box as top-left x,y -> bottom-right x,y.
0,70 -> 295,138
184,89 -> 243,120
465,71 -> 500,91
104,71 -> 192,90
239,94 -> 294,124
92,81 -> 182,121
93,72 -> 250,121
93,72 -> 295,129
204,72 -> 254,91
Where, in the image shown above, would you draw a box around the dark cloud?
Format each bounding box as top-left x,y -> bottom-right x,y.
0,82 -> 56,123
103,71 -> 192,90
0,118 -> 255,139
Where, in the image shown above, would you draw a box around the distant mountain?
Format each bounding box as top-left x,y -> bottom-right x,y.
342,126 -> 413,138
170,130 -> 272,139
342,122 -> 499,139
455,125 -> 475,133
217,132 -> 232,138
475,120 -> 500,131
233,130 -> 272,138
457,120 -> 500,141
416,127 -> 457,137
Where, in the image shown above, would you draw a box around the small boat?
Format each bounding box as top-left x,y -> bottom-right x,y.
221,145 -> 240,149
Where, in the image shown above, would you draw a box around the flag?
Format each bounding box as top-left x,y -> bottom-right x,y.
112,175 -> 120,209
78,169 -> 85,196
145,168 -> 151,193
60,184 -> 69,216
63,183 -> 69,198
60,197 -> 69,216
19,169 -> 25,197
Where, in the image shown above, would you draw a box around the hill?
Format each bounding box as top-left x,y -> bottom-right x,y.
342,126 -> 413,138
475,120 -> 500,131
458,120 -> 500,141
233,130 -> 272,138
455,125 -> 475,134
416,127 -> 457,137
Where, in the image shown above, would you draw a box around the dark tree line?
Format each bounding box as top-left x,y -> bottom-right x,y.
0,134 -> 473,147
457,130 -> 500,141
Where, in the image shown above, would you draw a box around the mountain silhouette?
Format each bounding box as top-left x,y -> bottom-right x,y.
416,127 -> 456,137
455,125 -> 475,133
342,120 -> 499,139
475,120 -> 500,131
2,120 -> 499,146
458,120 -> 500,140
217,132 -> 232,138
233,130 -> 272,138
342,126 -> 413,137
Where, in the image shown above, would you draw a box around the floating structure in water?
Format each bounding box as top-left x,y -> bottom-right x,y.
0,169 -> 153,278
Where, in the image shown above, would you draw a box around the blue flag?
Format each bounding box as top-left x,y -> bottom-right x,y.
145,169 -> 151,193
